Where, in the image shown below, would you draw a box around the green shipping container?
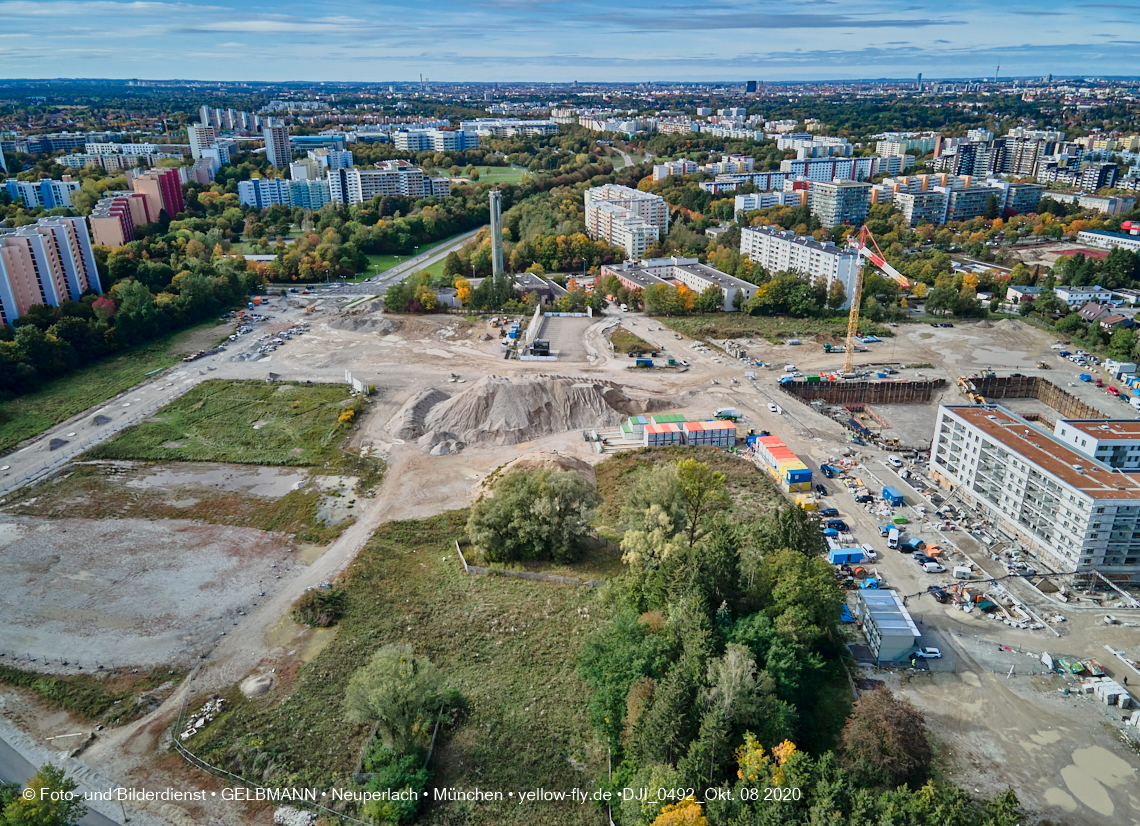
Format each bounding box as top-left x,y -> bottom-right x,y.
650,413 -> 687,424
806,375 -> 820,383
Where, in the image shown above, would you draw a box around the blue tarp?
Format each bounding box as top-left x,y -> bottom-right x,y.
840,604 -> 854,622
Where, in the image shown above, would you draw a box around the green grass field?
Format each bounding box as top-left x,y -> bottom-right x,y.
467,164 -> 528,183
659,314 -> 892,344
234,226 -> 302,256
609,325 -> 654,355
187,510 -> 609,825
84,379 -> 358,466
0,323 -> 228,454
356,231 -> 475,282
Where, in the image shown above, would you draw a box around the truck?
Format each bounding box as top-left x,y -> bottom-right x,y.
714,407 -> 739,420
882,485 -> 904,507
1079,373 -> 1092,382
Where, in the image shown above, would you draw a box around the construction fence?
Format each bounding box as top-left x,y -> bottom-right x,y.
780,378 -> 947,405
964,375 -> 1108,420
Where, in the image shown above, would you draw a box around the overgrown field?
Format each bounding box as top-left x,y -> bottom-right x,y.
187,510 -> 610,825
2,463 -> 351,544
0,665 -> 182,726
594,446 -> 785,533
0,323 -> 230,453
609,326 -> 654,355
660,314 -> 892,344
84,380 -> 360,466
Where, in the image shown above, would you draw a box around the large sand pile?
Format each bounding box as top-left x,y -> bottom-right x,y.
390,375 -> 665,453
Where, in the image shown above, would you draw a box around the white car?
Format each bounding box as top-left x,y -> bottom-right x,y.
767,402 -> 778,413
914,647 -> 942,659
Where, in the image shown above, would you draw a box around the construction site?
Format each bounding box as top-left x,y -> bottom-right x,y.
1,281 -> 1139,826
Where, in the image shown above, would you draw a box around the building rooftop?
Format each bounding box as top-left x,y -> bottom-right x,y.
742,225 -> 859,257
948,405 -> 1140,500
1063,419 -> 1140,441
859,590 -> 921,638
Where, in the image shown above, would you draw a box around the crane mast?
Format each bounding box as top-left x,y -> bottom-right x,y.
842,226 -> 911,375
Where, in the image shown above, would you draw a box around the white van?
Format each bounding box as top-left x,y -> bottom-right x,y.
620,303 -> 628,312
784,364 -> 796,372
888,528 -> 900,549
860,542 -> 878,560
923,561 -> 945,573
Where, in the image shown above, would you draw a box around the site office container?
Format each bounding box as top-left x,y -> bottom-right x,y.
754,435 -> 813,491
626,415 -> 649,433
682,420 -> 737,447
651,413 -> 687,425
882,485 -> 904,506
828,548 -> 865,565
643,422 -> 683,447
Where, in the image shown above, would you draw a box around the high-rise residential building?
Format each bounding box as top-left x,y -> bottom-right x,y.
0,146 -> 7,174
327,161 -> 450,205
893,191 -> 947,226
290,158 -> 321,181
0,217 -> 100,324
739,226 -> 860,309
1081,162 -> 1118,191
130,168 -> 185,219
264,124 -> 291,169
88,192 -> 153,247
810,180 -> 871,228
199,105 -> 213,127
238,178 -> 293,209
733,191 -> 805,212
187,124 -> 217,160
289,179 -> 332,211
584,184 -> 669,260
930,405 -> 1140,584
779,156 -> 880,182
393,129 -> 479,152
307,148 -> 352,170
943,184 -> 1004,222
4,177 -> 81,210
489,190 -> 504,278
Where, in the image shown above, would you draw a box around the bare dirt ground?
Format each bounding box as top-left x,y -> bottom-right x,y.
3,305 -> 1139,825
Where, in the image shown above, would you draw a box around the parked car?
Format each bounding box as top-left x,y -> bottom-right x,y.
915,647 -> 942,659
826,519 -> 848,531
877,525 -> 894,537
860,543 -> 878,560
815,484 -> 828,495
854,493 -> 873,503
767,402 -> 778,413
819,507 -> 840,517
941,323 -> 954,328
924,561 -> 946,573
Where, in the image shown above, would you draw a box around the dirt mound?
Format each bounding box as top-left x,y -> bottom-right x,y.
975,320 -> 993,328
404,375 -> 665,452
389,388 -> 451,440
477,451 -> 596,498
328,312 -> 399,334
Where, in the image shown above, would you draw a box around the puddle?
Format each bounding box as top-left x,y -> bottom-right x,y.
1030,729 -> 1062,745
1071,745 -> 1134,787
0,522 -> 26,549
294,543 -> 327,566
126,464 -> 307,498
1060,763 -> 1114,816
1044,787 -> 1078,812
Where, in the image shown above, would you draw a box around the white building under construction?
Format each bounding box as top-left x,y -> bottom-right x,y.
930,404 -> 1140,584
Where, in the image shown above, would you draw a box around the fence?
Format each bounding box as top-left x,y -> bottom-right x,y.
966,374 -> 1107,420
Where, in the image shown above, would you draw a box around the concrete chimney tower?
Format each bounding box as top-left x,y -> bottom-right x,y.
489,190 -> 504,278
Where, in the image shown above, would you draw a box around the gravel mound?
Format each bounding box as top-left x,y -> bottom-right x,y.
409,375 -> 663,451
389,388 -> 451,440
328,312 -> 398,334
477,450 -> 596,497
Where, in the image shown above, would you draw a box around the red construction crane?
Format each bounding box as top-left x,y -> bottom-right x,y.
843,226 -> 911,375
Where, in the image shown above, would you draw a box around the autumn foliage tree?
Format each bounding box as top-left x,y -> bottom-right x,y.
839,687 -> 932,789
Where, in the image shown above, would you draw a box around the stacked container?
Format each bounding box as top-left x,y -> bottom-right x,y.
643,423 -> 683,447
650,413 -> 687,426
752,435 -> 813,491
626,415 -> 649,433
681,420 -> 737,447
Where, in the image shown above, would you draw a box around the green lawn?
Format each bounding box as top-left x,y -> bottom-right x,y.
234,226 -> 303,256
186,510 -> 609,825
357,231 -> 475,282
467,164 -> 529,183
609,325 -> 654,355
84,379 -> 359,466
0,323 -> 227,453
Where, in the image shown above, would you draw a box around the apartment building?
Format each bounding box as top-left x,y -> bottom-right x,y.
130,168 -> 185,220
187,124 -> 217,160
894,190 -> 947,226
4,177 -> 81,210
88,192 -> 153,247
392,129 -> 479,152
944,184 -> 1004,222
238,178 -> 332,210
459,118 -> 558,137
810,180 -> 871,228
930,405 -> 1140,583
779,155 -> 880,182
652,160 -> 698,181
733,191 -> 806,212
309,148 -> 353,170
584,185 -> 669,260
700,155 -> 755,174
1043,192 -> 1135,215
601,257 -> 756,312
739,226 -> 860,309
0,217 -> 100,324
264,124 -> 291,169
328,162 -> 450,205
83,142 -> 159,156
1081,162 -> 1118,191
1077,230 -> 1140,255
1053,285 -> 1114,307
699,171 -> 787,194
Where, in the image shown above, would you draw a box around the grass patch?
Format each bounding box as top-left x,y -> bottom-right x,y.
0,322 -> 231,454
594,446 -> 785,535
185,510 -> 609,824
357,231 -> 475,282
608,325 -> 654,355
84,379 -> 361,467
0,664 -> 182,726
659,314 -> 892,344
464,165 -> 528,183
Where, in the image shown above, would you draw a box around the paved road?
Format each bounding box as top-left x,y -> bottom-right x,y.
0,737 -> 120,826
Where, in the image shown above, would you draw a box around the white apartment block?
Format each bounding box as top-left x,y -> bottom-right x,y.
328,162 -> 450,205
584,184 -> 669,259
700,154 -> 756,174
1055,419 -> 1140,470
459,118 -> 558,137
734,191 -> 805,212
187,124 -> 217,160
393,129 -> 479,152
84,142 -> 159,156
238,178 -> 332,210
779,156 -> 880,182
930,405 -> 1140,583
1043,192 -> 1135,215
739,226 -> 860,309
653,160 -> 698,181
602,257 -> 756,312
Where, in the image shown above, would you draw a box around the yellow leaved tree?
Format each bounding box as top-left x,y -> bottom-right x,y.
650,795 -> 707,826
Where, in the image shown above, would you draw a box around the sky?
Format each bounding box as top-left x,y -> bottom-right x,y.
0,0 -> 1139,83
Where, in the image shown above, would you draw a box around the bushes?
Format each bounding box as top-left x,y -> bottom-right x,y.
291,587 -> 347,627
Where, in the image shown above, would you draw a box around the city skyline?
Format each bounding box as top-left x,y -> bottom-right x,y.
1,0 -> 1139,82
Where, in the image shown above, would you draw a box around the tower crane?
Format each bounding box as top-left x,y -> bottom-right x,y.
842,225 -> 910,375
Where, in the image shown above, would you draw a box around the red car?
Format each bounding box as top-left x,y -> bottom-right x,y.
1107,386 -> 1120,396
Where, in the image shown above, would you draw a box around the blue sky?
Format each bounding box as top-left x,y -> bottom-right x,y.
0,0 -> 1138,82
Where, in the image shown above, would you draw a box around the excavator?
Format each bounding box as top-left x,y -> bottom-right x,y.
843,226 -> 911,376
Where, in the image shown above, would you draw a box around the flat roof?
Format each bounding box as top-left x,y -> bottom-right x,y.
1063,419 -> 1140,441
859,590 -> 920,638
946,405 -> 1140,500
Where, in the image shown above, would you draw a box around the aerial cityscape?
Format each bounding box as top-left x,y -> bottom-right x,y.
1,5 -> 1140,826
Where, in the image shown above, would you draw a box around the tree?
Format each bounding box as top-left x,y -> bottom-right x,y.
2,764 -> 87,826
1055,313 -> 1084,334
675,458 -> 728,549
649,796 -> 707,826
839,687 -> 932,789
696,285 -> 722,314
983,194 -> 1000,220
344,645 -> 445,754
454,278 -> 472,305
924,286 -> 957,316
825,279 -> 847,311
1107,326 -> 1137,361
466,469 -> 599,563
